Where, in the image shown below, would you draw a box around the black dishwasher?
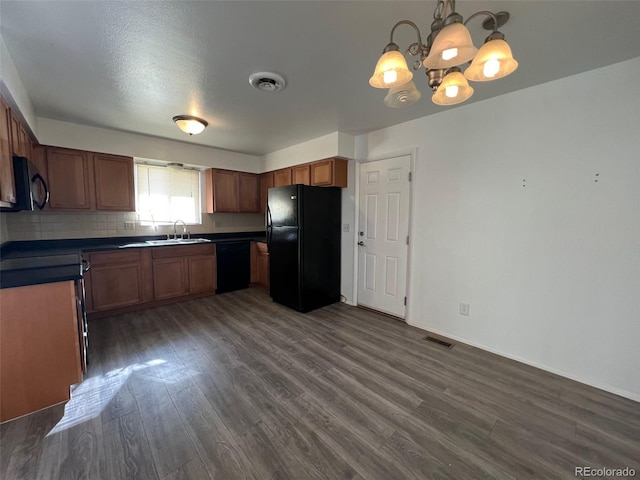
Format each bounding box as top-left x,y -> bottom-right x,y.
216,241 -> 250,293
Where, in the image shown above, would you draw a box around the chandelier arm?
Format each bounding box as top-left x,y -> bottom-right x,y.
463,11 -> 499,32
389,19 -> 424,46
442,0 -> 456,18
433,0 -> 445,20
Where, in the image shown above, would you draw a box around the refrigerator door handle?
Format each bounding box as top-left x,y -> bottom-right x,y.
266,205 -> 273,250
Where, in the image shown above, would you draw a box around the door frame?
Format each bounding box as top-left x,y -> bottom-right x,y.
353,147 -> 417,323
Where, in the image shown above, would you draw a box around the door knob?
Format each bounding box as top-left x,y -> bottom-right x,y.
357,241 -> 365,246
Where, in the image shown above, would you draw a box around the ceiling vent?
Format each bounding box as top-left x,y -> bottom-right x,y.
249,72 -> 287,92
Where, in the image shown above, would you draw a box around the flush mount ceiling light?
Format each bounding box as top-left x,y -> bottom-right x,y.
369,0 -> 518,107
172,115 -> 208,135
249,72 -> 287,92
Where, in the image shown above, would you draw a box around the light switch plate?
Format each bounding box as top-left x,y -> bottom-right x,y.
343,223 -> 350,233
124,221 -> 135,230
459,303 -> 470,316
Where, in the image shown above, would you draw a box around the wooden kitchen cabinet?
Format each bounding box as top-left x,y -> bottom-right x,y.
8,111 -> 21,156
189,255 -> 217,293
238,172 -> 259,213
0,281 -> 82,422
251,241 -> 269,289
45,146 -> 134,211
310,158 -> 348,187
46,147 -> 95,210
292,164 -> 311,185
259,172 -> 273,214
273,168 -> 292,187
0,98 -> 15,206
152,257 -> 188,299
206,168 -> 260,213
93,153 -> 135,211
85,250 -> 145,311
152,244 -> 216,299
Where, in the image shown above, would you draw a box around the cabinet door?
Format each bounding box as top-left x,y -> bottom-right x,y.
292,165 -> 310,185
188,255 -> 216,293
19,125 -> 30,161
93,153 -> 135,211
90,263 -> 144,310
47,147 -> 95,210
206,169 -> 238,213
310,159 -> 334,186
9,113 -> 21,156
153,257 -> 188,299
273,168 -> 292,187
259,172 -> 274,214
256,242 -> 269,287
237,172 -> 259,213
0,99 -> 15,205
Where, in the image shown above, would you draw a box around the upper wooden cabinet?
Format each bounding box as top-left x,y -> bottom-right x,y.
273,168 -> 292,187
205,168 -> 260,213
0,98 -> 15,206
46,147 -> 135,211
259,172 -> 273,214
46,147 -> 95,210
93,153 -> 135,211
292,164 -> 311,185
311,158 -> 348,187
8,112 -> 21,157
238,172 -> 259,213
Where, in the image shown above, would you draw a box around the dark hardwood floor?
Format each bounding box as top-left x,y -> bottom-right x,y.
2,288 -> 639,479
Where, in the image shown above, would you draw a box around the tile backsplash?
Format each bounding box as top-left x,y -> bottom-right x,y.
1,211 -> 265,242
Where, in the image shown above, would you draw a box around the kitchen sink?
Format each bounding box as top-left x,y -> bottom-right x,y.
145,238 -> 211,246
119,238 -> 212,248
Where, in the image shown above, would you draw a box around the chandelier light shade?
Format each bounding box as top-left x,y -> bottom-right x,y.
432,69 -> 474,105
464,38 -> 519,82
369,45 -> 414,88
369,1 -> 517,108
172,115 -> 208,135
384,80 -> 422,108
423,22 -> 478,70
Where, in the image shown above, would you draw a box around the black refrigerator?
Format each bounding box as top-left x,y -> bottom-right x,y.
267,184 -> 341,312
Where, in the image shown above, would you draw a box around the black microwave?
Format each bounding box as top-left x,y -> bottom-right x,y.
0,156 -> 49,212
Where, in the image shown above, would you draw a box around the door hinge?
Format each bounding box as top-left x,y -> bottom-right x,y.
406,235 -> 409,245
404,297 -> 407,306
408,172 -> 412,182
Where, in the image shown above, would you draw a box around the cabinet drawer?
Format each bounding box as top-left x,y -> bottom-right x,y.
89,249 -> 141,266
151,244 -> 215,259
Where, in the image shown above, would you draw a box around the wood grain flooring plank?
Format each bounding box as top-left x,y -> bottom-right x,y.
57,415 -> 106,480
258,399 -> 358,480
172,385 -> 258,480
103,410 -> 159,480
161,456 -> 214,480
288,394 -> 411,480
137,386 -> 199,477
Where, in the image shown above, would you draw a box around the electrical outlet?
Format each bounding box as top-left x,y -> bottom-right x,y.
343,223 -> 350,233
124,221 -> 135,230
459,302 -> 470,316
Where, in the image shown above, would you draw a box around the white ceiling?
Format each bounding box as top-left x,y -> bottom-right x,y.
1,1 -> 639,156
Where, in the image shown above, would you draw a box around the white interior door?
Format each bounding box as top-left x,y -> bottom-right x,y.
357,155 -> 411,318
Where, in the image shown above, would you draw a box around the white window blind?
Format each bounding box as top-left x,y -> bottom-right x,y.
136,164 -> 201,224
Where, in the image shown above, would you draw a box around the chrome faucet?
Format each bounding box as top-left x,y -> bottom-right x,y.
172,220 -> 188,239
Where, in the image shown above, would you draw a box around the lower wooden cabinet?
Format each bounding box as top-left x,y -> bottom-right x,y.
152,257 -> 189,299
85,250 -> 147,312
251,241 -> 269,289
189,255 -> 217,293
0,281 -> 82,422
85,244 -> 218,318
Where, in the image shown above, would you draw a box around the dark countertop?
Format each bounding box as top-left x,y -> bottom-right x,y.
0,231 -> 266,289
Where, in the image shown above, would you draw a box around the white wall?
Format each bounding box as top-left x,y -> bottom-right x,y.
37,118 -> 261,172
353,57 -> 640,401
260,131 -> 354,172
0,35 -> 37,136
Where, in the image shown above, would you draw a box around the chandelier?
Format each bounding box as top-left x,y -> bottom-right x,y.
369,0 -> 518,107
